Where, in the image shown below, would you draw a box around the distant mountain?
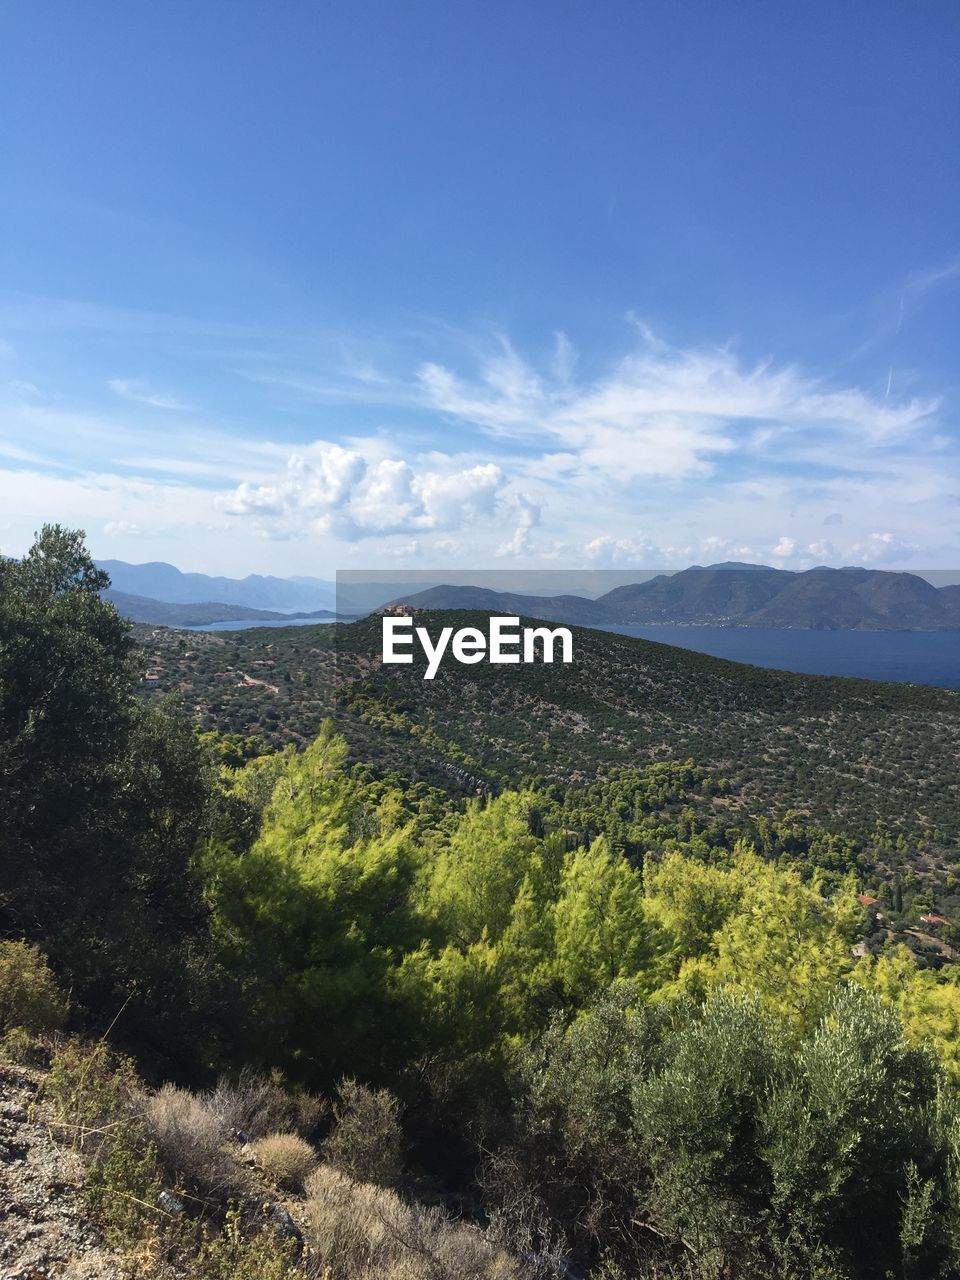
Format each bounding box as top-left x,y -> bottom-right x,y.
391,565 -> 960,631
748,568 -> 954,630
597,566 -> 794,622
387,584 -> 615,625
97,560 -> 335,613
104,589 -> 337,626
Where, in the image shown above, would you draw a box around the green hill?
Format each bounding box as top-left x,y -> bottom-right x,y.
137,612 -> 960,851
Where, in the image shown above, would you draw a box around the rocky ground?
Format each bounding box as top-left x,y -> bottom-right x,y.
0,1061 -> 123,1280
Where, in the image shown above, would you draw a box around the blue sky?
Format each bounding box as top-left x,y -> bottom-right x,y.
1,1 -> 958,573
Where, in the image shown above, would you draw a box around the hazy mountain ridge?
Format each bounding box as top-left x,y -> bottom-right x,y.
394,565 -> 960,630
98,560 -> 960,630
102,589 -> 337,626
385,584 -> 618,624
97,559 -> 336,613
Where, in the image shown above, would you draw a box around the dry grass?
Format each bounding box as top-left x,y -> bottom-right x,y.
303,1164 -> 524,1280
206,1068 -> 326,1141
252,1132 -> 318,1191
144,1084 -> 246,1201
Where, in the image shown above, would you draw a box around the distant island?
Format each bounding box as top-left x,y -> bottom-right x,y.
390,564 -> 960,632
102,589 -> 339,627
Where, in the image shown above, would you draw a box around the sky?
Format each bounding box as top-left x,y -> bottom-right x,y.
1,1 -> 958,575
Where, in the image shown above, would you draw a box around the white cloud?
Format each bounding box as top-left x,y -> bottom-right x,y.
418,329 -> 940,483
108,378 -> 194,411
497,493 -> 541,558
2,315 -> 957,572
849,531 -> 920,563
584,535 -> 685,566
218,445 -> 506,542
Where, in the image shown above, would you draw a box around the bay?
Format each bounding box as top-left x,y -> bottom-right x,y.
601,625 -> 960,689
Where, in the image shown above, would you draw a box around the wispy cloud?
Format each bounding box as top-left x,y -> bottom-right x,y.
0,313 -> 957,571
108,378 -> 194,411
418,328 -> 941,477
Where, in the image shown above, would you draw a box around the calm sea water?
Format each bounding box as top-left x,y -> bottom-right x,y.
182,617 -> 337,632
602,625 -> 960,690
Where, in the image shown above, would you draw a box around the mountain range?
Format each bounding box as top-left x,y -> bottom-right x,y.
96,560 -> 336,613
96,559 -> 960,631
101,589 -> 337,627
391,565 -> 960,631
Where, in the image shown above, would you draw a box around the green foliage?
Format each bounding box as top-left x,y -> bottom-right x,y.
0,526 -> 216,1068
423,791 -> 541,946
201,725 -> 428,1082
142,609 -> 960,871
84,1120 -> 163,1252
853,946 -> 960,1086
503,985 -> 960,1278
658,851 -> 859,1033
9,527 -> 960,1280
46,1039 -> 141,1137
550,838 -> 664,1004
0,939 -> 68,1035
760,986 -> 955,1277
192,1210 -> 298,1280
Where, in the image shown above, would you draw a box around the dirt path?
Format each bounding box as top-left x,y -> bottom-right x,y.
0,1061 -> 123,1280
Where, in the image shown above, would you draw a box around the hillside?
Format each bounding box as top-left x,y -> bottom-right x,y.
10,528 -> 960,1280
136,613 -> 960,851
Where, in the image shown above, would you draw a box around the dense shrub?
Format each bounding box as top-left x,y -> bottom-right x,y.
144,1084 -> 246,1202
192,1208 -> 299,1280
45,1040 -> 141,1139
0,939 -> 68,1035
205,1067 -> 326,1141
321,1077 -> 405,1187
251,1132 -> 318,1191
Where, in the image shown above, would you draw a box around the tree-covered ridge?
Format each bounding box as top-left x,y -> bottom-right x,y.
6,527 -> 960,1278
136,609 -> 960,908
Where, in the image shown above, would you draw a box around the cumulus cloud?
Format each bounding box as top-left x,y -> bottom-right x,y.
497,493 -> 541,558
849,531 -> 920,563
218,444 -> 506,542
584,534 -> 686,566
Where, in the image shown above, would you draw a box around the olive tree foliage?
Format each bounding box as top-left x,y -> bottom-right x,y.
494,983 -> 960,1280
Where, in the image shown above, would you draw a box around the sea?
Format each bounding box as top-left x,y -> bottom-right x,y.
601,625 -> 960,690
182,617 -> 337,633
182,616 -> 959,690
